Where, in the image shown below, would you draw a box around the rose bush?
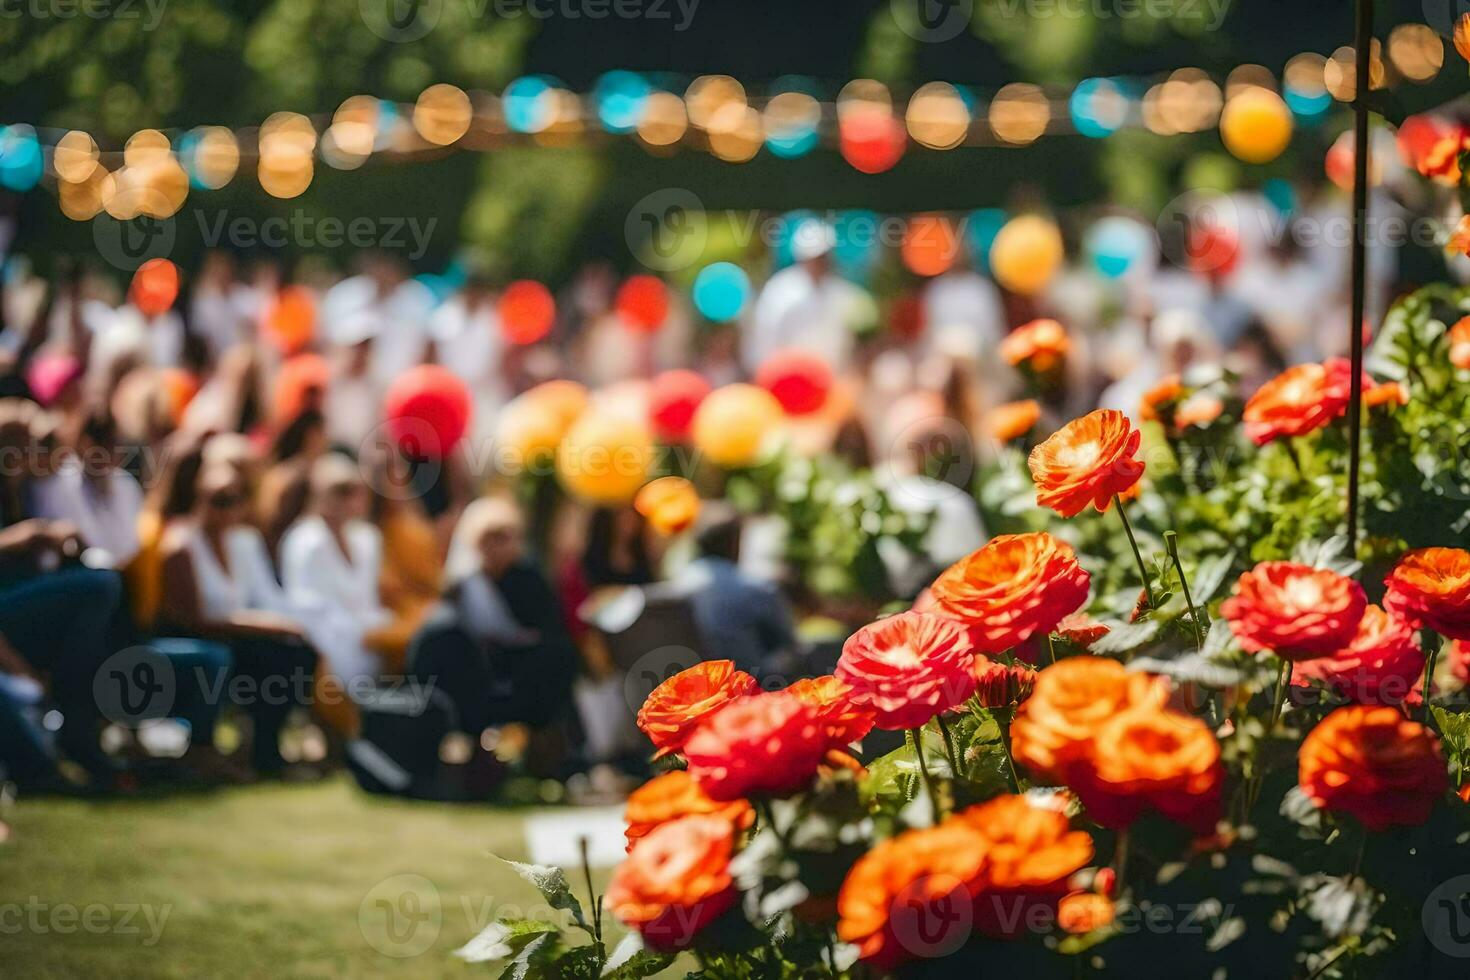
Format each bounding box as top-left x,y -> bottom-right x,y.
460,281 -> 1470,978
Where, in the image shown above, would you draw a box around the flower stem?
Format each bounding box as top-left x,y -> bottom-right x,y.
909,728 -> 943,824
1163,530 -> 1206,650
1045,633 -> 1058,665
1113,494 -> 1157,610
1269,657 -> 1292,731
936,715 -> 962,778
1422,631 -> 1441,724
995,715 -> 1022,793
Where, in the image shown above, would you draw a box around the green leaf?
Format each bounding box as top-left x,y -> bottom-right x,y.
1088,619 -> 1161,656
1189,550 -> 1235,604
457,919 -> 559,964
501,860 -> 592,935
1431,706 -> 1470,779
497,933 -> 562,980
603,933 -> 676,978
1302,875 -> 1377,940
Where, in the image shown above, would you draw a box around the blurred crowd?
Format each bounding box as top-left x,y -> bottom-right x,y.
0,184 -> 1430,806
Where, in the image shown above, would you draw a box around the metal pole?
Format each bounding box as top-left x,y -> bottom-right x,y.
1346,0 -> 1372,555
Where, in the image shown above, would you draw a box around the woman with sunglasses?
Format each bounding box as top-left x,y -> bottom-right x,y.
157,462 -> 318,776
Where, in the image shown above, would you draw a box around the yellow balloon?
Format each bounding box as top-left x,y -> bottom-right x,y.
692,383 -> 784,468
494,396 -> 566,476
1220,88 -> 1293,164
557,414 -> 654,504
991,215 -> 1064,296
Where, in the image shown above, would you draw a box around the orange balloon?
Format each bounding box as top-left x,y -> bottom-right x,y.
692,383 -> 784,468
159,368 -> 199,425
130,258 -> 179,316
273,354 -> 331,425
901,215 -> 960,277
499,280 -> 556,345
556,414 -> 654,504
263,285 -> 316,354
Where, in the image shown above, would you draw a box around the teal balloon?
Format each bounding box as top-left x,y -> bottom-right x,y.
965,209 -> 1008,272
693,263 -> 750,322
1085,217 -> 1155,280
833,210 -> 880,278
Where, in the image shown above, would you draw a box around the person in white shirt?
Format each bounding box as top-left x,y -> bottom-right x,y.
280,453 -> 390,689
745,224 -> 871,374
30,410 -> 144,568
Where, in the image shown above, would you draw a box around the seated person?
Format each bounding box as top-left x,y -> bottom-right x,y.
30,408 -> 145,570
280,453 -> 390,690
408,496 -> 577,735
671,503 -> 797,681
157,462 -> 317,775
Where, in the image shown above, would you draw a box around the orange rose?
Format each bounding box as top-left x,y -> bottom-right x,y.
1028,409 -> 1145,516
637,660 -> 759,758
835,612 -> 978,730
986,399 -> 1041,442
1000,318 -> 1070,373
1220,561 -> 1368,660
785,675 -> 877,748
1138,374 -> 1183,422
606,814 -> 738,949
623,771 -> 755,852
960,794 -> 1094,937
634,476 -> 700,536
973,660 -> 1036,708
836,820 -> 990,969
1384,547 -> 1470,640
1363,380 -> 1408,409
1056,611 -> 1109,649
1420,134 -> 1466,184
1457,12 -> 1470,62
1449,215 -> 1470,259
1011,656 -> 1167,784
1175,392 -> 1224,429
930,532 -> 1091,654
1242,359 -> 1354,445
1057,891 -> 1115,934
1291,605 -> 1425,707
1298,705 -> 1448,831
1449,317 -> 1470,371
683,692 -> 828,800
1075,706 -> 1224,834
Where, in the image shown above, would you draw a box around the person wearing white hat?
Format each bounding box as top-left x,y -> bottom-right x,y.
745,219 -> 869,374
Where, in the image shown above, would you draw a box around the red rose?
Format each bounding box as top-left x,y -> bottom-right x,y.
1383,547 -> 1470,640
835,612 -> 978,730
636,660 -> 759,758
1291,605 -> 1425,706
930,533 -> 1091,654
683,692 -> 828,800
1298,705 -> 1448,831
1241,358 -> 1353,445
1220,561 -> 1367,660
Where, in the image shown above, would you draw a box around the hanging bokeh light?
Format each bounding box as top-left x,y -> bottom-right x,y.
1069,78 -> 1129,138
258,112 -> 316,199
504,76 -> 560,134
839,104 -> 905,173
615,275 -> 670,332
52,130 -> 99,183
685,75 -> 746,130
692,262 -> 751,322
763,90 -> 821,159
1282,54 -> 1332,118
637,91 -> 688,147
988,83 -> 1050,145
324,96 -> 379,170
0,126 -> 43,191
179,126 -> 240,188
1388,24 -> 1444,83
706,102 -> 762,162
901,215 -> 961,277
499,280 -> 557,345
906,81 -> 970,149
59,167 -> 108,220
594,71 -> 651,134
414,83 -> 473,145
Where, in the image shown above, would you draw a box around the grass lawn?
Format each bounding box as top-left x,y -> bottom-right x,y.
3,777 -> 638,979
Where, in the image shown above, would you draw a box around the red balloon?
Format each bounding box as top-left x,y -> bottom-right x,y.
648,369 -> 711,442
130,258 -> 180,316
615,275 -> 670,333
498,280 -> 556,345
839,109 -> 906,175
756,350 -> 832,416
382,364 -> 473,459
1186,222 -> 1240,279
